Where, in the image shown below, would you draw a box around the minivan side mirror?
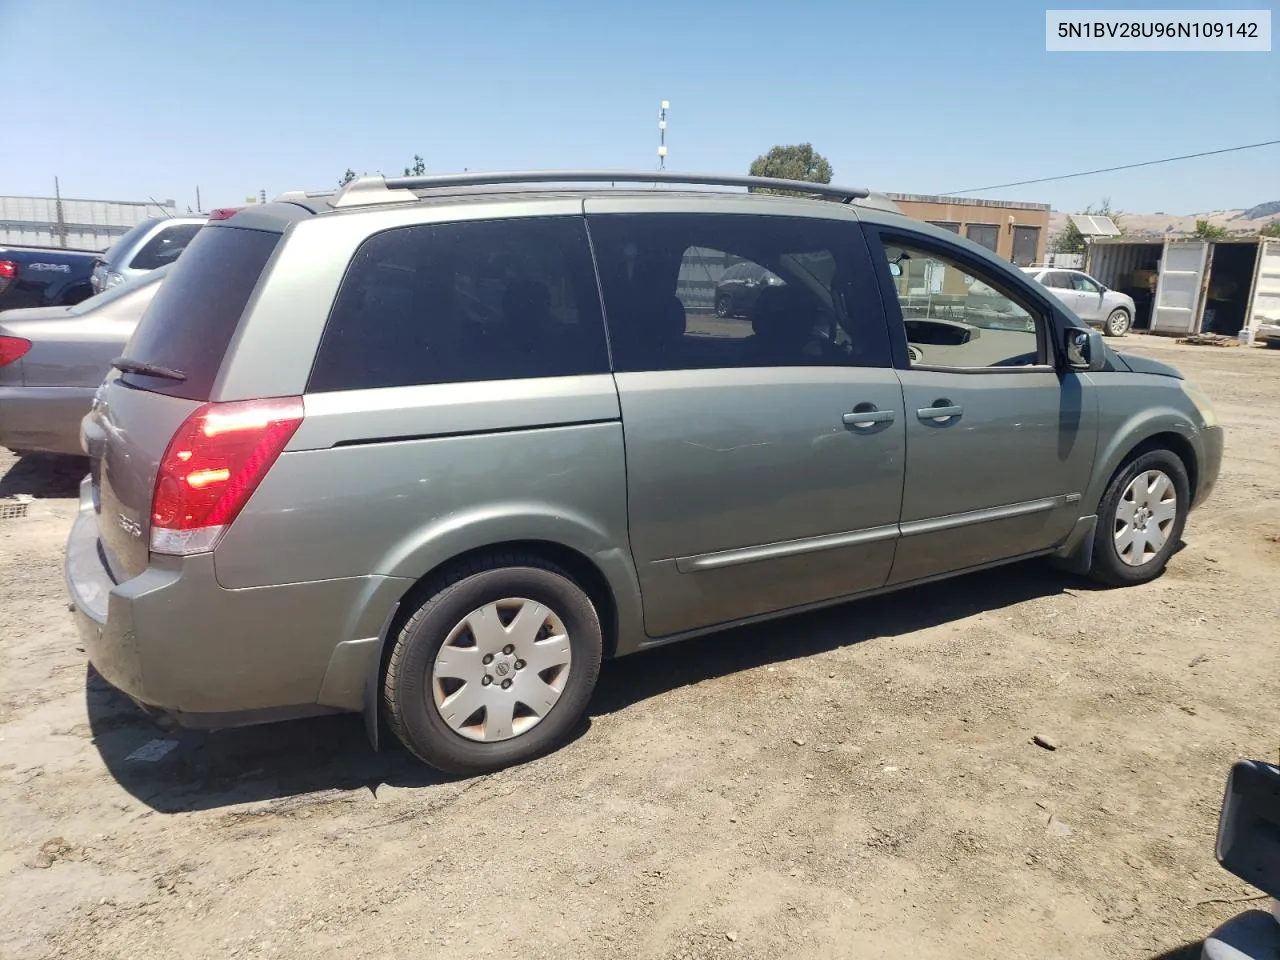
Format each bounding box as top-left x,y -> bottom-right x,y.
1063,326 -> 1106,372
1214,759 -> 1280,900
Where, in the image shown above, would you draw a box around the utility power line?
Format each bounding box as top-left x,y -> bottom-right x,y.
939,139 -> 1280,196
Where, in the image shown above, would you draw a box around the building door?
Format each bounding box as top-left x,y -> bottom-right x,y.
1012,226 -> 1040,266
1152,241 -> 1211,335
1246,240 -> 1280,333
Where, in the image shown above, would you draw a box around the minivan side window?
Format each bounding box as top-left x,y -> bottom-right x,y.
309,217 -> 610,392
876,239 -> 1045,370
589,213 -> 891,372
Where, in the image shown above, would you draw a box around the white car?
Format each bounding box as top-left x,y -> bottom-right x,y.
1255,320 -> 1280,347
1021,267 -> 1137,337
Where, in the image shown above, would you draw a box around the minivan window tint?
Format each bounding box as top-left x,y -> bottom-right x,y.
308,217 -> 609,392
119,225 -> 280,399
589,213 -> 891,372
128,223 -> 203,270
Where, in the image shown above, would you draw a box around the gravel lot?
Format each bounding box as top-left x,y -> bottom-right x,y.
1,335 -> 1277,960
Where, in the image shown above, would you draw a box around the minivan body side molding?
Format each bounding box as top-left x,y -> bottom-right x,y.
674,523 -> 899,573
330,417 -> 619,449
899,494 -> 1068,538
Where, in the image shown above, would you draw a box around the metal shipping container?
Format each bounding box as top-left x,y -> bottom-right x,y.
1087,237 -> 1278,338
0,194 -> 177,251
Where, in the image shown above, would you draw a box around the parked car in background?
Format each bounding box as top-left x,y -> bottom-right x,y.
0,245 -> 98,312
713,260 -> 783,318
0,267 -> 168,456
1022,266 -> 1136,337
66,170 -> 1222,776
89,216 -> 206,293
1254,320 -> 1280,348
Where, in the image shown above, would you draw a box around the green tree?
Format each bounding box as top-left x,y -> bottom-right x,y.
1259,220 -> 1280,238
1053,198 -> 1124,255
747,143 -> 833,195
1194,219 -> 1229,240
338,154 -> 425,187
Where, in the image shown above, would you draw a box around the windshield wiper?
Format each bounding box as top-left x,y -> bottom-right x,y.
110,356 -> 187,382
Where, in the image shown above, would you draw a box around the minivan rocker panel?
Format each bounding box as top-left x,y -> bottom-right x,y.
66,171 -> 1224,773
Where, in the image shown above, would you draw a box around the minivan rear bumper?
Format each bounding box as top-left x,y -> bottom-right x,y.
65,477 -> 411,726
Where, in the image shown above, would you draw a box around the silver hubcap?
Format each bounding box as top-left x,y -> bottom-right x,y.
431,598 -> 572,742
1108,311 -> 1128,334
1114,469 -> 1177,566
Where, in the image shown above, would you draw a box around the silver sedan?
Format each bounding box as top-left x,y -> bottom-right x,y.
1022,267 -> 1137,337
0,266 -> 167,456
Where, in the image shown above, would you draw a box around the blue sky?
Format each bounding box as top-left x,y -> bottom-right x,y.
0,0 -> 1274,214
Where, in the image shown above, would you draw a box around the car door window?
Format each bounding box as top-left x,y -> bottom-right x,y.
1043,271 -> 1072,290
128,223 -> 203,270
877,240 -> 1045,370
1069,273 -> 1101,294
589,213 -> 891,371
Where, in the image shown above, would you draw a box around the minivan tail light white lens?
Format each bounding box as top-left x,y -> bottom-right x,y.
149,397 -> 304,556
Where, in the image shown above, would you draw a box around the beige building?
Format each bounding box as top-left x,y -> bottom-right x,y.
886,193 -> 1051,266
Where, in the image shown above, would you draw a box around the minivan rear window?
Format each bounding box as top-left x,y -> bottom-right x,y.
118,225 -> 279,399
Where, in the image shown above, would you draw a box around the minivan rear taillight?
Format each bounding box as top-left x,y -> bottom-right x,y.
150,397 -> 304,555
0,336 -> 31,367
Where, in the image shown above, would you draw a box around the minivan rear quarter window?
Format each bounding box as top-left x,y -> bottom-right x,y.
119,225 -> 280,399
308,216 -> 609,392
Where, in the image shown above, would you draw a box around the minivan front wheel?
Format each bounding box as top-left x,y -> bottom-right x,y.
1104,309 -> 1131,337
1090,449 -> 1189,587
383,554 -> 602,774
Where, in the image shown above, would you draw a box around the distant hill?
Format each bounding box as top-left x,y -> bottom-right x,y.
1049,204 -> 1280,241
1240,200 -> 1280,220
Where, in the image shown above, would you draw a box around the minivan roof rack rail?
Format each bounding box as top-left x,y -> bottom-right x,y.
329,170 -> 873,208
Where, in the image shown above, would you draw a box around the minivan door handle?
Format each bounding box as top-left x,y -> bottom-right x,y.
842,406 -> 896,428
917,402 -> 963,422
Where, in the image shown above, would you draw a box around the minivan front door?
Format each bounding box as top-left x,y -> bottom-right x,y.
588,207 -> 905,637
867,229 -> 1097,586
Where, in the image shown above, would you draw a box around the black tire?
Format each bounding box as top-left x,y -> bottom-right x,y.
1103,309 -> 1131,337
383,553 -> 603,774
714,294 -> 732,319
1089,448 -> 1190,587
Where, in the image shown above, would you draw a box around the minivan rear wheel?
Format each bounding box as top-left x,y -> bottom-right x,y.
383,554 -> 602,774
1090,449 -> 1189,587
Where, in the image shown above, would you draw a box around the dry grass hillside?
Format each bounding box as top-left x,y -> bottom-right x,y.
1048,204 -> 1280,240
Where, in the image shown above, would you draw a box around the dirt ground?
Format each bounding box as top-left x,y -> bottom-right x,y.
1,334 -> 1277,960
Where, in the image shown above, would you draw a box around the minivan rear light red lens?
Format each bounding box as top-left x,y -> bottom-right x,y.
150,396 -> 304,555
0,336 -> 32,367
206,207 -> 244,221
